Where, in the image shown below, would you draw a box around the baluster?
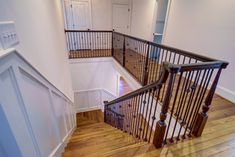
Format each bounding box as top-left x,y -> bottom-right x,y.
133,94 -> 141,137
142,42 -> 150,85
183,70 -> 202,137
192,67 -> 222,137
104,101 -> 108,123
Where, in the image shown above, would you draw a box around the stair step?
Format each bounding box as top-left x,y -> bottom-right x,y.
62,117 -> 147,157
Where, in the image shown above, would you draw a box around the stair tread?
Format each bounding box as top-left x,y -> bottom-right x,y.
62,120 -> 149,157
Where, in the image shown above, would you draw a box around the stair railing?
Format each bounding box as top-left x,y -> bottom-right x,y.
65,29 -> 228,148
104,62 -> 172,143
105,61 -> 227,148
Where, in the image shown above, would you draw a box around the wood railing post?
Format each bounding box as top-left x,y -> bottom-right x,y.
192,67 -> 222,137
104,101 -> 108,123
111,32 -> 114,56
123,36 -> 126,67
153,71 -> 176,148
142,43 -> 150,85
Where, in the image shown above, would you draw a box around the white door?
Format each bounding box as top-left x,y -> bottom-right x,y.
64,1 -> 91,30
112,4 -> 131,34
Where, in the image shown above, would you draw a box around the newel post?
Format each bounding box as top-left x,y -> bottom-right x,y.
111,32 -> 114,56
153,70 -> 176,148
104,101 -> 109,123
192,67 -> 222,137
142,42 -> 150,85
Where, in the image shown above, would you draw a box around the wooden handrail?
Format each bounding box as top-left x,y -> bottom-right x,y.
178,61 -> 228,71
64,29 -> 228,66
113,31 -> 219,62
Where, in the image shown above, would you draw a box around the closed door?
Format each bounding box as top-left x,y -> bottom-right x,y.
64,1 -> 91,30
64,1 -> 91,49
112,4 -> 130,34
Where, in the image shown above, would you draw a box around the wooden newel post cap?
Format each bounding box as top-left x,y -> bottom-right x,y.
103,101 -> 109,104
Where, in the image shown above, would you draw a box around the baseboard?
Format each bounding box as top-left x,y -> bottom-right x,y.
49,127 -> 76,157
216,85 -> 235,103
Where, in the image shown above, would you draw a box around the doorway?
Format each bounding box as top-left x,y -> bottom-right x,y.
118,76 -> 132,96
153,0 -> 170,44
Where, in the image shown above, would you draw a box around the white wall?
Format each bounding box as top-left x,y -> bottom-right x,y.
69,57 -> 143,112
74,89 -> 116,112
69,58 -> 119,95
164,0 -> 235,102
0,0 -> 74,100
69,58 -> 120,111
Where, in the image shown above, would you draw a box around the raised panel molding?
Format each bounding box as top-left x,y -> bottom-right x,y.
74,88 -> 116,112
0,50 -> 75,157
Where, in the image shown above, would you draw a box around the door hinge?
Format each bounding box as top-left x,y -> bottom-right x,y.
128,8 -> 130,12
70,4 -> 73,8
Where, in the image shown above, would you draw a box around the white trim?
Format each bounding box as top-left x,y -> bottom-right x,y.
61,0 -> 69,29
49,127 -> 75,157
216,85 -> 235,103
88,0 -> 93,29
162,0 -> 172,44
151,0 -> 158,41
12,66 -> 42,157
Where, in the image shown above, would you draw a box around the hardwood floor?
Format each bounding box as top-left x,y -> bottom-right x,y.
63,96 -> 235,157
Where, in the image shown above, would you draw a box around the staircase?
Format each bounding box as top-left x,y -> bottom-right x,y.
62,110 -> 155,157
64,30 -> 229,153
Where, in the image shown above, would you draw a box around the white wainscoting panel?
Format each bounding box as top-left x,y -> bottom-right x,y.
74,89 -> 116,112
0,49 -> 75,157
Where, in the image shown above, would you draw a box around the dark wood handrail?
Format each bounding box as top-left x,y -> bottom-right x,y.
65,29 -> 228,66
178,61 -> 228,71
113,31 -> 219,62
105,62 -> 173,106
